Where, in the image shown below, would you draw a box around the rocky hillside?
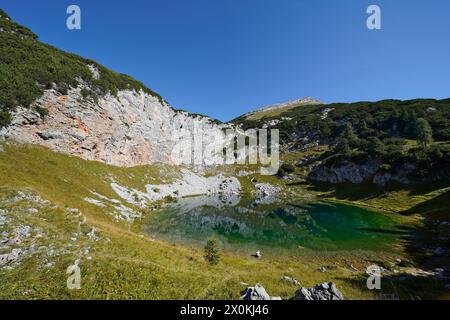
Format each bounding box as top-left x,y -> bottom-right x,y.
0,9 -> 227,167
235,99 -> 450,186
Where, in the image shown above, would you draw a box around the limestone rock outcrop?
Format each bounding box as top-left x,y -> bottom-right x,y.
292,282 -> 344,300
1,87 -> 229,167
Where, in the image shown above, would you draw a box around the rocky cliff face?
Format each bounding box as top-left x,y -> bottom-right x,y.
308,160 -> 415,186
308,161 -> 380,184
0,85 -> 228,167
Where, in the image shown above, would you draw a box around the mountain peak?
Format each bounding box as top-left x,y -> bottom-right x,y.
242,97 -> 323,120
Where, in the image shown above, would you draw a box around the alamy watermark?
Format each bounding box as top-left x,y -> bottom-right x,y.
171,125 -> 280,176
66,260 -> 81,290
66,5 -> 81,30
367,5 -> 381,30
366,265 -> 382,290
66,5 -> 381,31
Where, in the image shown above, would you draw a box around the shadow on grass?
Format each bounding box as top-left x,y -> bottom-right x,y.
336,273 -> 448,300
401,189 -> 450,217
301,180 -> 450,204
341,189 -> 450,299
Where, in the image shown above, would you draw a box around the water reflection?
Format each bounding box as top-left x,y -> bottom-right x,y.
144,196 -> 400,252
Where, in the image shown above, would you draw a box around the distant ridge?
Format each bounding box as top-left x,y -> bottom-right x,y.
242,97 -> 323,120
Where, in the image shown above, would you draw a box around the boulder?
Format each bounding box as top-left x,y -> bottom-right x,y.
0,248 -> 22,267
292,282 -> 344,300
241,284 -> 271,301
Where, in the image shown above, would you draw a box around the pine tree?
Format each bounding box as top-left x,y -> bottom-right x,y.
415,118 -> 433,149
204,237 -> 221,265
342,122 -> 359,147
367,137 -> 386,156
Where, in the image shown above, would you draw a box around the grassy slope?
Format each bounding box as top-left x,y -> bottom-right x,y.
0,143 -> 448,300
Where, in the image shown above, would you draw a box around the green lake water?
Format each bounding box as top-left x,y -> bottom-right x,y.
144,196 -> 404,253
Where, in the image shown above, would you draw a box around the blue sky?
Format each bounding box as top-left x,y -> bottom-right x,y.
2,0 -> 450,121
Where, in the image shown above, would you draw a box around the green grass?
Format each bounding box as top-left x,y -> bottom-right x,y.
0,142 -> 448,300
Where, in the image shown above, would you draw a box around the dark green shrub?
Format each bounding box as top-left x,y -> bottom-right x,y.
204,237 -> 221,266
163,195 -> 177,203
0,110 -> 11,127
35,106 -> 49,119
277,163 -> 296,177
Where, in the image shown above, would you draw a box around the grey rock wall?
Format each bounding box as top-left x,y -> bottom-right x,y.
1,87 -> 229,167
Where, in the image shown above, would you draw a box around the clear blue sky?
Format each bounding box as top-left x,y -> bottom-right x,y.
2,0 -> 450,121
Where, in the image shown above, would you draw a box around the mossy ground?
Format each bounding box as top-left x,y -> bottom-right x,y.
0,142 -> 448,300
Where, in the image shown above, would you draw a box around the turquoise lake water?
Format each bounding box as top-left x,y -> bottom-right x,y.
144,196 -> 403,253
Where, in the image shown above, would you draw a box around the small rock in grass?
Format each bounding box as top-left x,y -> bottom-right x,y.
0,248 -> 22,267
252,250 -> 262,259
241,284 -> 271,301
281,276 -> 301,286
22,289 -> 34,296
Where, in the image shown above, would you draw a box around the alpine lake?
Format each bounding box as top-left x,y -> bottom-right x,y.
143,194 -> 407,258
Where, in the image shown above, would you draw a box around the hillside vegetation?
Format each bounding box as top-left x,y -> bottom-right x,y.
236,99 -> 450,185
0,8 -> 164,128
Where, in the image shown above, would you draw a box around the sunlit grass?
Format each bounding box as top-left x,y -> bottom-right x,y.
0,142 -> 447,300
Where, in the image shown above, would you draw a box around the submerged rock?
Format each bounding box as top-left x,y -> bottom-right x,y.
292,282 -> 344,300
254,183 -> 280,204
